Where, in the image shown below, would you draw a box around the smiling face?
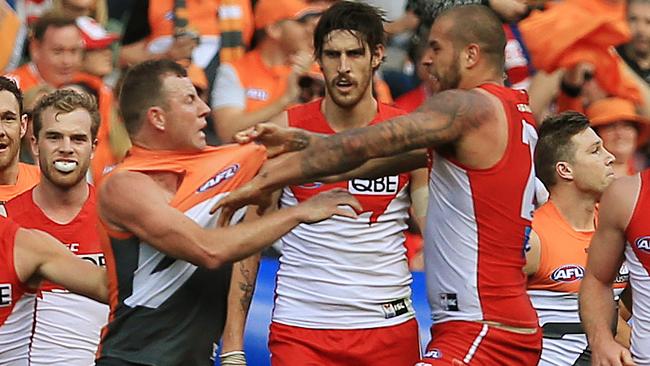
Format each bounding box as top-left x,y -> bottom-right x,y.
33,107 -> 95,189
0,90 -> 26,174
318,30 -> 382,109
160,75 -> 211,151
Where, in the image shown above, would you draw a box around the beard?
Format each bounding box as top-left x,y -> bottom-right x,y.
39,155 -> 89,190
325,74 -> 373,109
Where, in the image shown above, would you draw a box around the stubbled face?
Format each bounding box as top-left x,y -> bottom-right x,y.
569,127 -> 616,196
0,90 -> 25,173
628,2 -> 650,56
33,107 -> 95,189
161,75 -> 210,151
422,17 -> 462,92
596,121 -> 639,165
31,25 -> 83,87
318,30 -> 379,108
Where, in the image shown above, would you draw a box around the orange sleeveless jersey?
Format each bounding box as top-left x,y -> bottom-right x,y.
528,201 -> 627,292
0,163 -> 40,202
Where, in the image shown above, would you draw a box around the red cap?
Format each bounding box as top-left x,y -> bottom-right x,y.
76,16 -> 119,50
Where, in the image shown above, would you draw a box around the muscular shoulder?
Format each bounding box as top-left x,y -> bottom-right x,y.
599,174 -> 641,231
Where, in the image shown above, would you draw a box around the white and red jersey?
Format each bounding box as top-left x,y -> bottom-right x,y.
273,99 -> 415,329
4,185 -> 109,366
424,84 -> 539,329
624,170 -> 650,364
527,201 -> 628,365
0,216 -> 36,366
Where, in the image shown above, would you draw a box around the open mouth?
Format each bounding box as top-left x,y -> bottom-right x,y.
0,142 -> 9,152
53,159 -> 78,173
335,79 -> 354,92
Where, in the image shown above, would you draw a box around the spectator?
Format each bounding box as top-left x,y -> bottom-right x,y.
76,16 -> 118,79
618,0 -> 650,84
211,0 -> 318,142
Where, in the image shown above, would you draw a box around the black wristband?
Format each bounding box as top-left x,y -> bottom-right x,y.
481,0 -> 490,6
560,80 -> 582,98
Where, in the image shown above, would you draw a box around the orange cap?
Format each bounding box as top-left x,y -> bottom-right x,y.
186,63 -> 208,91
254,0 -> 320,29
586,97 -> 650,145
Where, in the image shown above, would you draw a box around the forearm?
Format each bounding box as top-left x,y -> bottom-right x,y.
221,253 -> 260,352
580,274 -> 618,345
216,96 -> 294,142
320,151 -> 428,183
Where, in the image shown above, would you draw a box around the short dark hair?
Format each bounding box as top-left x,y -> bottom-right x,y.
535,111 -> 591,189
0,76 -> 23,115
313,1 -> 386,61
436,5 -> 506,71
119,59 -> 187,136
31,11 -> 77,42
32,89 -> 100,140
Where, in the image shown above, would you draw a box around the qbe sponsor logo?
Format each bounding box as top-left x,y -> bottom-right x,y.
635,236 -> 650,252
198,164 -> 240,193
550,264 -> 584,282
0,284 -> 11,307
348,176 -> 398,195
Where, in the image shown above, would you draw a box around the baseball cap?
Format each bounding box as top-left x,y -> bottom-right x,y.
254,0 -> 321,30
76,16 -> 119,50
586,97 -> 650,145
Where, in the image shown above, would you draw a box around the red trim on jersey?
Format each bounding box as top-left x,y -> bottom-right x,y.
625,170 -> 650,274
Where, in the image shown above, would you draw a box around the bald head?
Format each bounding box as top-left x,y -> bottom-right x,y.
436,5 -> 506,71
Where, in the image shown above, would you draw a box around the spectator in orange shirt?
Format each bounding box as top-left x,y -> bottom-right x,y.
211,0 -> 321,142
0,76 -> 39,202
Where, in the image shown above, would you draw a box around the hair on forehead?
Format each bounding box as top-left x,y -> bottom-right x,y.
435,5 -> 506,69
0,76 -> 23,115
31,88 -> 100,140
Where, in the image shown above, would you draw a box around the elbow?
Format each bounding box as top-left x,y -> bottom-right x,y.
197,247 -> 228,270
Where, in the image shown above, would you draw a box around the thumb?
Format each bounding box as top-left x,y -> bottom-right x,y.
622,350 -> 637,366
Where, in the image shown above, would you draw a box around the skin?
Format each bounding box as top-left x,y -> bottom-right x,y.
596,121 -> 639,177
82,48 -> 114,78
30,25 -> 84,87
0,90 -> 27,185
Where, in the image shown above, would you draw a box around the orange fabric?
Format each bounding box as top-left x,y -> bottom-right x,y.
520,0 -> 640,102
106,144 -> 266,212
373,76 -> 393,105
254,0 -> 314,29
0,1 -> 20,73
585,97 -> 650,145
556,92 -> 584,115
218,0 -> 254,62
0,163 -> 40,202
147,0 -> 220,41
230,50 -> 293,112
5,63 -> 43,92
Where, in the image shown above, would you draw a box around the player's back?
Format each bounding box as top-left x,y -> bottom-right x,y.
623,169 -> 650,363
424,84 -> 539,328
0,216 -> 35,366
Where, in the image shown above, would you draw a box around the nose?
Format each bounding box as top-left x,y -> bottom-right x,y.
198,97 -> 210,118
604,147 -> 616,165
59,136 -> 74,154
337,54 -> 350,74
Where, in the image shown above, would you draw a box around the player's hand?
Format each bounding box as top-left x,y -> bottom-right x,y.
591,339 -> 636,366
488,0 -> 528,22
212,178 -> 272,226
295,188 -> 361,223
234,123 -> 310,158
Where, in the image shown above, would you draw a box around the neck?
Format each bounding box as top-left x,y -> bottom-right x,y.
549,187 -> 598,232
0,158 -> 20,185
626,44 -> 650,68
32,179 -> 89,224
259,41 -> 290,66
461,68 -> 504,90
322,91 -> 378,131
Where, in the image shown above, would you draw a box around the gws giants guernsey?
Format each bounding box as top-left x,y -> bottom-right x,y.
624,169 -> 650,364
98,144 -> 265,366
527,201 -> 628,366
274,99 -> 415,329
425,84 -> 539,328
0,216 -> 36,366
4,185 -> 109,366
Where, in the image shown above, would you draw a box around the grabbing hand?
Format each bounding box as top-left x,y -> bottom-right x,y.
166,35 -> 199,61
296,188 -> 361,223
211,178 -> 272,226
234,123 -> 310,158
591,339 -> 636,366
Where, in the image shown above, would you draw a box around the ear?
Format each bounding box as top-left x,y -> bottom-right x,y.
371,44 -> 385,69
146,106 -> 166,132
19,114 -> 27,139
265,23 -> 282,41
555,161 -> 573,181
29,39 -> 40,62
462,43 -> 480,69
90,138 -> 98,159
30,133 -> 38,159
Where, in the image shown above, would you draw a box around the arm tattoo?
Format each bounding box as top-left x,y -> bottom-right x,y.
237,261 -> 258,312
285,129 -> 311,152
298,89 -> 488,179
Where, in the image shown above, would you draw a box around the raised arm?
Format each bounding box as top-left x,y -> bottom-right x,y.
579,176 -> 638,366
99,171 -> 361,270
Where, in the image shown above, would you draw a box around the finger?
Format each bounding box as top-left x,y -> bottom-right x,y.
209,200 -> 222,214
622,350 -> 637,366
217,207 -> 234,227
333,207 -> 358,219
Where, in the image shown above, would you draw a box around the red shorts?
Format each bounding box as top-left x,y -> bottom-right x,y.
417,321 -> 542,366
269,318 -> 420,366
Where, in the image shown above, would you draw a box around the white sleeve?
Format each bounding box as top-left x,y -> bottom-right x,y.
210,63 -> 246,110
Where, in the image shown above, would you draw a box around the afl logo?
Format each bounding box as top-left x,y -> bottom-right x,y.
551,265 -> 585,282
197,164 -> 239,193
635,236 -> 650,252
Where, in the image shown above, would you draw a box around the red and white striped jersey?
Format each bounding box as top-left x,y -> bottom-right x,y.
273,100 -> 416,329
424,84 -> 539,329
0,216 -> 36,366
624,169 -> 650,364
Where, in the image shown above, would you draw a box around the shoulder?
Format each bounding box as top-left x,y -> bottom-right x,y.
599,174 -> 641,230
